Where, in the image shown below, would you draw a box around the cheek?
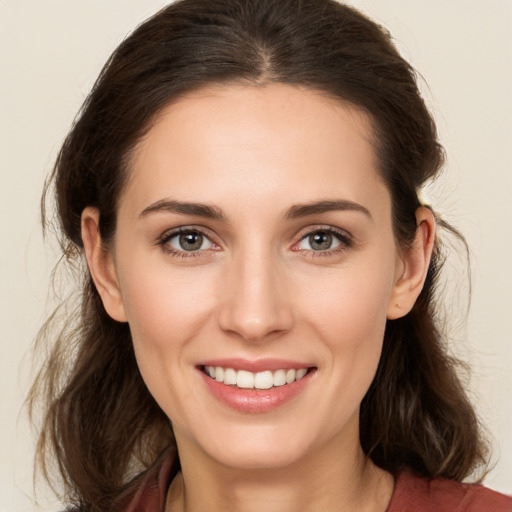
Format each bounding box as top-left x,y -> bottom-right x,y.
297,257 -> 395,395
115,259 -> 221,423
116,255 -> 216,366
301,261 -> 393,344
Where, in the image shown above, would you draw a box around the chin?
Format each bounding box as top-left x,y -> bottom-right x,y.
182,420 -> 332,472
208,442 -> 309,471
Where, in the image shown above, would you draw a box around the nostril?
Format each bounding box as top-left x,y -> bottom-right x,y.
216,278 -> 294,341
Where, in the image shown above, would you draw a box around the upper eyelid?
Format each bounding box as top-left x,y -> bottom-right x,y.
159,225 -> 216,242
295,225 -> 352,241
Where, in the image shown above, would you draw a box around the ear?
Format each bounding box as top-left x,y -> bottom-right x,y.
387,207 -> 436,320
81,207 -> 127,322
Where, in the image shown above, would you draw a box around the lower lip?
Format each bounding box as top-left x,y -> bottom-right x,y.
199,369 -> 315,413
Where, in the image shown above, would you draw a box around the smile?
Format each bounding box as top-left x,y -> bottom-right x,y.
199,362 -> 316,413
203,366 -> 309,390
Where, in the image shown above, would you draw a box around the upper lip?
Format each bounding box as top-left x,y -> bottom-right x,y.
197,358 -> 314,373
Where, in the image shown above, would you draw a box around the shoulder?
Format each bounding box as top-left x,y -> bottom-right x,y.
386,471 -> 512,512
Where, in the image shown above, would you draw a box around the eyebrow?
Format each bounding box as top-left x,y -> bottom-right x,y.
139,198 -> 371,222
139,199 -> 227,221
284,199 -> 372,220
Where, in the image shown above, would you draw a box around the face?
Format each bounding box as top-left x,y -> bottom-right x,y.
88,84 -> 415,471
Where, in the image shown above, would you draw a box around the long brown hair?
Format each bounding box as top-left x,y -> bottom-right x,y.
30,0 -> 488,510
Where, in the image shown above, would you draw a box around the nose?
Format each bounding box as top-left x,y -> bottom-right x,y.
217,250 -> 294,342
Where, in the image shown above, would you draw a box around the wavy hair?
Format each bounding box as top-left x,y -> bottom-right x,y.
29,1 -> 488,510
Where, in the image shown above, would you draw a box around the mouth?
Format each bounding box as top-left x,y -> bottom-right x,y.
201,365 -> 312,390
198,362 -> 317,413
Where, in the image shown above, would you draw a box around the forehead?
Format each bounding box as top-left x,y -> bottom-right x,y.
123,83 -> 389,218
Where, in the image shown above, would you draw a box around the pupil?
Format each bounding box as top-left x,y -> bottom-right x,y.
179,232 -> 203,251
310,232 -> 332,250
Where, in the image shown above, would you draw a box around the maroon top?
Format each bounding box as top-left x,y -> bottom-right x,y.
386,471 -> 512,511
124,455 -> 512,512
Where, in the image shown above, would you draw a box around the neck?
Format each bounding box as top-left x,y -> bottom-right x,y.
166,429 -> 393,512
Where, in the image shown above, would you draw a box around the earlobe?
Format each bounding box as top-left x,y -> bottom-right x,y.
387,207 -> 436,320
81,207 -> 127,322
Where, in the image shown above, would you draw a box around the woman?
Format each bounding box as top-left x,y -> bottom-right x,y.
30,0 -> 512,511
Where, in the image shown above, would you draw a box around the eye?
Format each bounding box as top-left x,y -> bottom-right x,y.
164,229 -> 214,253
301,231 -> 340,251
294,228 -> 351,254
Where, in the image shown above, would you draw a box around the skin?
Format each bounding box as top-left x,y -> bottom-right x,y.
82,84 -> 435,512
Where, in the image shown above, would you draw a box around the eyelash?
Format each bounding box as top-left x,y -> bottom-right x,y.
157,227 -> 216,258
293,226 -> 353,258
157,226 -> 353,259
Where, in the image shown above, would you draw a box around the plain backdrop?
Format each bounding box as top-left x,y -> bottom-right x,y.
1,0 -> 511,510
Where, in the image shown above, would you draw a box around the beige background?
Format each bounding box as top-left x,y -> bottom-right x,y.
1,0 -> 511,510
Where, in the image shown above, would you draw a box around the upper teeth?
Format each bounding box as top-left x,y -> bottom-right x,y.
204,366 -> 308,389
